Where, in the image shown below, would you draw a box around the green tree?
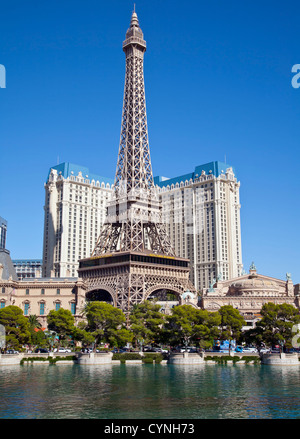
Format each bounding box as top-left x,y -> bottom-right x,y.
255,302 -> 300,352
129,301 -> 165,348
44,330 -> 59,351
241,324 -> 269,353
0,305 -> 31,350
47,308 -> 76,349
31,330 -> 48,348
27,315 -> 47,350
195,309 -> 221,350
84,301 -> 128,349
28,315 -> 42,329
108,328 -> 134,350
218,305 -> 246,353
72,326 -> 95,348
164,305 -> 220,350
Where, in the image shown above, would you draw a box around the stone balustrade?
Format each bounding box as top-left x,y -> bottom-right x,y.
168,352 -> 205,365
261,352 -> 299,365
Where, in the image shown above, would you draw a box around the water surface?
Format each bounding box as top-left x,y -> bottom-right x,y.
1,363 -> 300,419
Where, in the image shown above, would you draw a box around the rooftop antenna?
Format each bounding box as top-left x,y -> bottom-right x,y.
134,3 -> 136,12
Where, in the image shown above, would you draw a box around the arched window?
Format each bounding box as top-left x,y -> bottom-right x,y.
24,302 -> 30,316
39,302 -> 45,315
71,302 -> 76,315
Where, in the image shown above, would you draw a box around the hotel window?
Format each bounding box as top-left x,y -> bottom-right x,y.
40,302 -> 45,315
57,289 -> 60,295
41,288 -> 45,295
26,289 -> 29,295
55,302 -> 61,311
2,287 -> 5,294
24,303 -> 29,316
71,303 -> 76,315
0,302 -> 5,309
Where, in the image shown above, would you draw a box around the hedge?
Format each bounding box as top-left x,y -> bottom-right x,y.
112,353 -> 142,361
143,357 -> 154,364
112,352 -> 164,363
144,353 -> 164,363
204,355 -> 260,364
20,356 -> 76,365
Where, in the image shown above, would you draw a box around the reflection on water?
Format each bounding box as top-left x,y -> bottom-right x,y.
1,364 -> 300,419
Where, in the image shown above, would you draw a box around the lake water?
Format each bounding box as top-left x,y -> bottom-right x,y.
1,363 -> 300,419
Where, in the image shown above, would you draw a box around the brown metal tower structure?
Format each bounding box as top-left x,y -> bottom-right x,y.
78,10 -> 197,312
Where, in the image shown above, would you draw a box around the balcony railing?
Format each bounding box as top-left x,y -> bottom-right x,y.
123,36 -> 146,49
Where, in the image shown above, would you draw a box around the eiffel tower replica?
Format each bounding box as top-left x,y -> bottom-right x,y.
78,10 -> 197,312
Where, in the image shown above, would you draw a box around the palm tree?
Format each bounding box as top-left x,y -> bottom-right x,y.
28,315 -> 42,329
26,315 -> 43,352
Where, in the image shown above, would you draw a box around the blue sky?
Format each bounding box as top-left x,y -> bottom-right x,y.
0,0 -> 299,283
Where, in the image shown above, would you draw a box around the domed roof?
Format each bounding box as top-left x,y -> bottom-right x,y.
230,276 -> 280,293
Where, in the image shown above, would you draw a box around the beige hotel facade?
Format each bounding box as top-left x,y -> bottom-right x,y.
1,260 -> 299,328
43,160 -> 242,292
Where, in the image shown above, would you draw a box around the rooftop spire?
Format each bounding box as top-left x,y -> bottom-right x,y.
117,9 -> 150,192
130,9 -> 139,29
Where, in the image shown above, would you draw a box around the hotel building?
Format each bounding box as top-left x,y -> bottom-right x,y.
154,161 -> 243,291
0,217 -> 7,250
12,259 -> 42,280
42,163 -> 113,279
42,160 -> 242,291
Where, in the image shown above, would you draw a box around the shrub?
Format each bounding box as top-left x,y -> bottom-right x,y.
204,355 -> 261,365
244,356 -> 260,364
144,353 -> 164,362
20,356 -> 76,365
204,355 -> 241,364
20,356 -> 49,365
143,357 -> 154,364
112,353 -> 142,361
112,352 -> 165,363
50,355 -> 76,364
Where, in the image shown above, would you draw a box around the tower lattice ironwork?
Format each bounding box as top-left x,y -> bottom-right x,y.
78,10 -> 197,312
